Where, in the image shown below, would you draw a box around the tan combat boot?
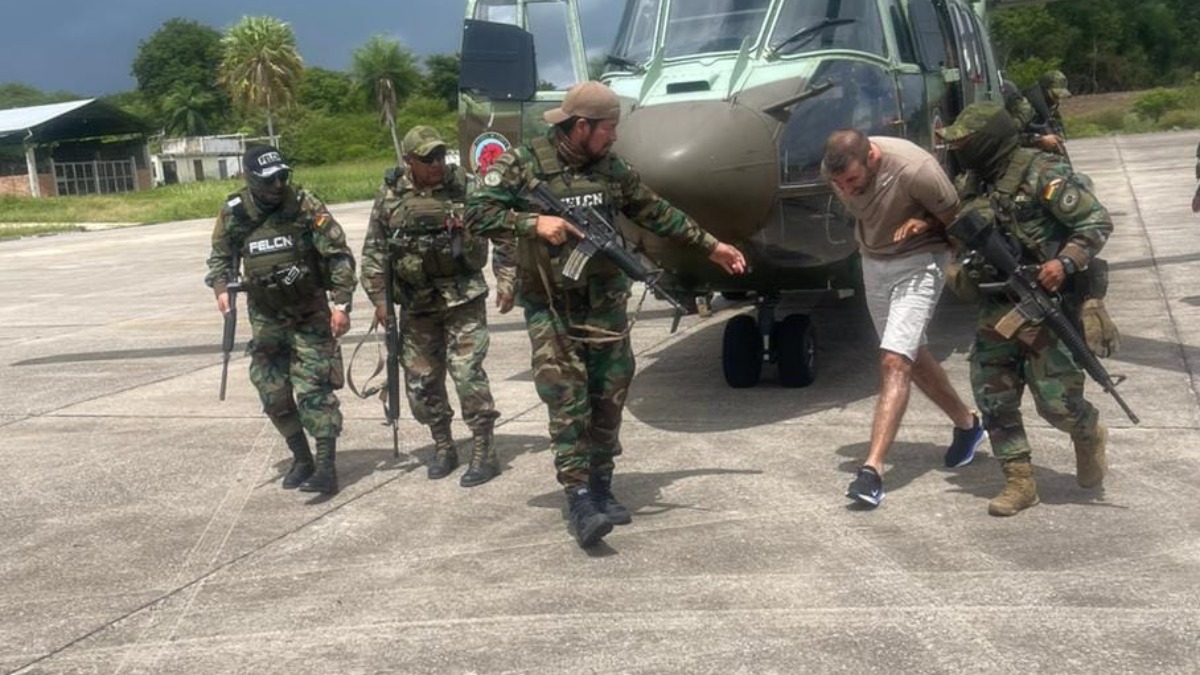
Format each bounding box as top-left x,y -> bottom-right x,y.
988,459 -> 1040,517
1073,421 -> 1107,488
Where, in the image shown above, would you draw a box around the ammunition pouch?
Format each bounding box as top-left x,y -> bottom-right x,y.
1069,258 -> 1119,357
389,230 -> 486,287
944,256 -> 981,304
246,262 -> 324,313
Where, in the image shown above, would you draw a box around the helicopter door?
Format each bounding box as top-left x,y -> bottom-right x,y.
945,1 -> 996,106
907,0 -> 957,122
886,0 -> 934,149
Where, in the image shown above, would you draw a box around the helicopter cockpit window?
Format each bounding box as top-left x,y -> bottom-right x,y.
662,0 -> 771,58
471,0 -> 582,90
769,0 -> 886,58
472,0 -> 518,24
611,0 -> 661,66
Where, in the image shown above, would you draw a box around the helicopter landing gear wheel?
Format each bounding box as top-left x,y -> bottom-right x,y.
722,314 -> 763,388
772,314 -> 816,388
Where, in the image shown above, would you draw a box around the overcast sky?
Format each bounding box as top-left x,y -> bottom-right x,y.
3,0 -> 623,97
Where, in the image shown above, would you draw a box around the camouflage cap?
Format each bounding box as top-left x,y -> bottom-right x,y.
543,81 -> 621,125
1041,70 -> 1071,99
402,125 -> 447,157
938,102 -> 1007,143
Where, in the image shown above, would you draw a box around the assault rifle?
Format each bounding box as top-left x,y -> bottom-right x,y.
382,245 -> 402,458
218,252 -> 242,401
524,180 -> 687,317
949,210 -> 1139,424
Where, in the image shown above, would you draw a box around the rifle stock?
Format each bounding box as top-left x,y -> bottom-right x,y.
949,210 -> 1138,424
218,252 -> 241,401
525,181 -> 687,315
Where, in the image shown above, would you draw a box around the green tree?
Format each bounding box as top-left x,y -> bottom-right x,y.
297,67 -> 362,115
131,19 -> 229,129
351,35 -> 421,163
162,82 -> 218,136
219,15 -> 304,144
0,83 -> 78,109
421,53 -> 460,111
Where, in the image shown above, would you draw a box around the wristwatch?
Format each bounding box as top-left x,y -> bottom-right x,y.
332,302 -> 351,314
1057,256 -> 1077,275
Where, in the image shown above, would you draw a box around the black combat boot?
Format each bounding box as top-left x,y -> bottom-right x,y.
427,420 -> 458,480
567,486 -> 613,549
298,438 -> 338,495
460,423 -> 499,487
588,469 -> 632,525
281,433 -> 314,489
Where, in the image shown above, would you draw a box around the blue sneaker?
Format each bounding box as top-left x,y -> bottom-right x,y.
945,414 -> 985,468
846,466 -> 885,507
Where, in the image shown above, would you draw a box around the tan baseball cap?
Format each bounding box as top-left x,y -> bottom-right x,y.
543,81 -> 621,125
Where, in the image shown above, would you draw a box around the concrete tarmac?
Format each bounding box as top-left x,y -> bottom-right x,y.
2,132 -> 1199,674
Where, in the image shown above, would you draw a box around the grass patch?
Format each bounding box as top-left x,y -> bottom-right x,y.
0,158 -> 394,225
0,223 -> 86,240
1065,84 -> 1200,138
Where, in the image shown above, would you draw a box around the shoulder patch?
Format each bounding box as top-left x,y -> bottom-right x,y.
314,211 -> 331,229
1057,185 -> 1082,213
483,170 -> 503,187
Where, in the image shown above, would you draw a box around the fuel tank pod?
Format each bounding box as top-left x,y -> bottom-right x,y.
613,99 -> 779,243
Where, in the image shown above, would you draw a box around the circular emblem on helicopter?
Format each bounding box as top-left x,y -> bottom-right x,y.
470,131 -> 511,176
932,112 -> 947,152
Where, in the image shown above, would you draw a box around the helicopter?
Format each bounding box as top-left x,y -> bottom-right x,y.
457,0 -> 1052,389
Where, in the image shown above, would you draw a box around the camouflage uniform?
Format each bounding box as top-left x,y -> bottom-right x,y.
464,129 -> 719,490
205,181 -> 357,493
942,102 -> 1111,516
1007,71 -> 1070,150
360,161 -> 508,483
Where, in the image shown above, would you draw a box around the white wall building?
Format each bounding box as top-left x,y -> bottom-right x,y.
151,135 -> 246,185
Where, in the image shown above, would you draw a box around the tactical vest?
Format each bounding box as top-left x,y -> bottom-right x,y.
989,148 -> 1063,265
386,175 -> 487,288
518,136 -> 620,288
228,190 -> 325,312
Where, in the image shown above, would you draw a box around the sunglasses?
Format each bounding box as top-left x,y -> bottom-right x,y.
413,150 -> 447,165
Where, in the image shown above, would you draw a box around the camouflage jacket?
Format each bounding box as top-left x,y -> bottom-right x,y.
361,165 -> 514,313
205,185 -> 357,309
958,149 -> 1111,316
463,131 -> 718,288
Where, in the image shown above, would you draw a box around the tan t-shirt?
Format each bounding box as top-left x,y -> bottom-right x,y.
832,136 -> 959,260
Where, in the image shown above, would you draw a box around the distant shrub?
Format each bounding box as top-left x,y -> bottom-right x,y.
1156,109 -> 1200,131
1002,57 -> 1062,90
1132,88 -> 1187,122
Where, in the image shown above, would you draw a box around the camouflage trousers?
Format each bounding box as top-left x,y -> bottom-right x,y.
247,299 -> 344,440
400,296 -> 499,431
521,274 -> 634,488
970,318 -> 1100,461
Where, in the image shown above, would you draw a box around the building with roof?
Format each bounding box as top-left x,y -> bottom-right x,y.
151,134 -> 247,186
0,99 -> 153,198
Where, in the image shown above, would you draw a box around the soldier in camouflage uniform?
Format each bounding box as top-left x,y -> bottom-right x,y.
360,126 -> 509,487
205,146 -> 357,495
464,81 -> 747,548
1004,71 -> 1071,155
938,102 -> 1111,517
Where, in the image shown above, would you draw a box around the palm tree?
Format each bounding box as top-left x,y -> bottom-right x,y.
351,35 -> 421,164
162,82 -> 217,137
218,16 -> 304,145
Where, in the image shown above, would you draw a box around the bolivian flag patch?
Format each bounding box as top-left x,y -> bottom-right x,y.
1043,178 -> 1065,202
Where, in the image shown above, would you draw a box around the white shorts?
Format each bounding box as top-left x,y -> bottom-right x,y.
861,251 -> 948,361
